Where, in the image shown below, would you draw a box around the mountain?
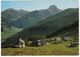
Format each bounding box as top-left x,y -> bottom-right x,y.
10,5 -> 62,28
39,5 -> 61,17
10,10 -> 49,28
1,8 -> 28,42
2,8 -> 78,47
33,8 -> 78,27
1,8 -> 29,23
48,5 -> 61,15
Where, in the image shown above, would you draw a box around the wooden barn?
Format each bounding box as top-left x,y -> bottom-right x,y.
38,40 -> 49,46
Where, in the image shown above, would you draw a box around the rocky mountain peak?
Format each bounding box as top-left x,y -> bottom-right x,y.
48,5 -> 58,10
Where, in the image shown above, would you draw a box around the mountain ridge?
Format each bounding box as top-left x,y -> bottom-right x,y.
9,5 -> 62,28
1,8 -> 29,24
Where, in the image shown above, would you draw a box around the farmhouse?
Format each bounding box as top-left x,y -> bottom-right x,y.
38,40 -> 49,46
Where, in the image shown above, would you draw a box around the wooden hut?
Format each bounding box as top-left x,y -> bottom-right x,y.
38,40 -> 49,46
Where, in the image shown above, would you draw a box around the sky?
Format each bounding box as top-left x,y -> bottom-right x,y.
1,1 -> 79,11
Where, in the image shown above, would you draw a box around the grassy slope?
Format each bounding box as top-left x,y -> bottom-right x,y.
47,21 -> 78,38
1,26 -> 22,43
30,8 -> 78,27
2,41 -> 79,56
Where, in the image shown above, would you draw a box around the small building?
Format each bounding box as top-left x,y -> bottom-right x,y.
63,37 -> 70,41
15,38 -> 25,48
38,40 -> 49,46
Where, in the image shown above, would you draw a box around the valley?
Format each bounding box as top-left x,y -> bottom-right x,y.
1,4 -> 79,56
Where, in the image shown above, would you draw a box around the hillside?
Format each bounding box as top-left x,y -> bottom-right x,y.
31,8 -> 78,27
1,22 -> 22,43
2,8 -> 78,47
10,5 -> 61,28
47,21 -> 78,39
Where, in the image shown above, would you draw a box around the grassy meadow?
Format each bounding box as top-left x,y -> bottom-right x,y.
2,41 -> 79,56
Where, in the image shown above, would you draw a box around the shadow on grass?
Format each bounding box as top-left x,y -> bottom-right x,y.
66,45 -> 78,47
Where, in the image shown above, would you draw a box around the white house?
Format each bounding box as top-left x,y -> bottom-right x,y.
19,38 -> 25,48
15,38 -> 25,48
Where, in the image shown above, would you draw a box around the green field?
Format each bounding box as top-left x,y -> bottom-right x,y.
2,41 -> 79,56
1,26 -> 22,43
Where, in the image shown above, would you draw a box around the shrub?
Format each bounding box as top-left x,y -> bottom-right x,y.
31,41 -> 38,46
28,35 -> 46,41
26,41 -> 32,46
1,27 -> 4,32
73,37 -> 79,42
